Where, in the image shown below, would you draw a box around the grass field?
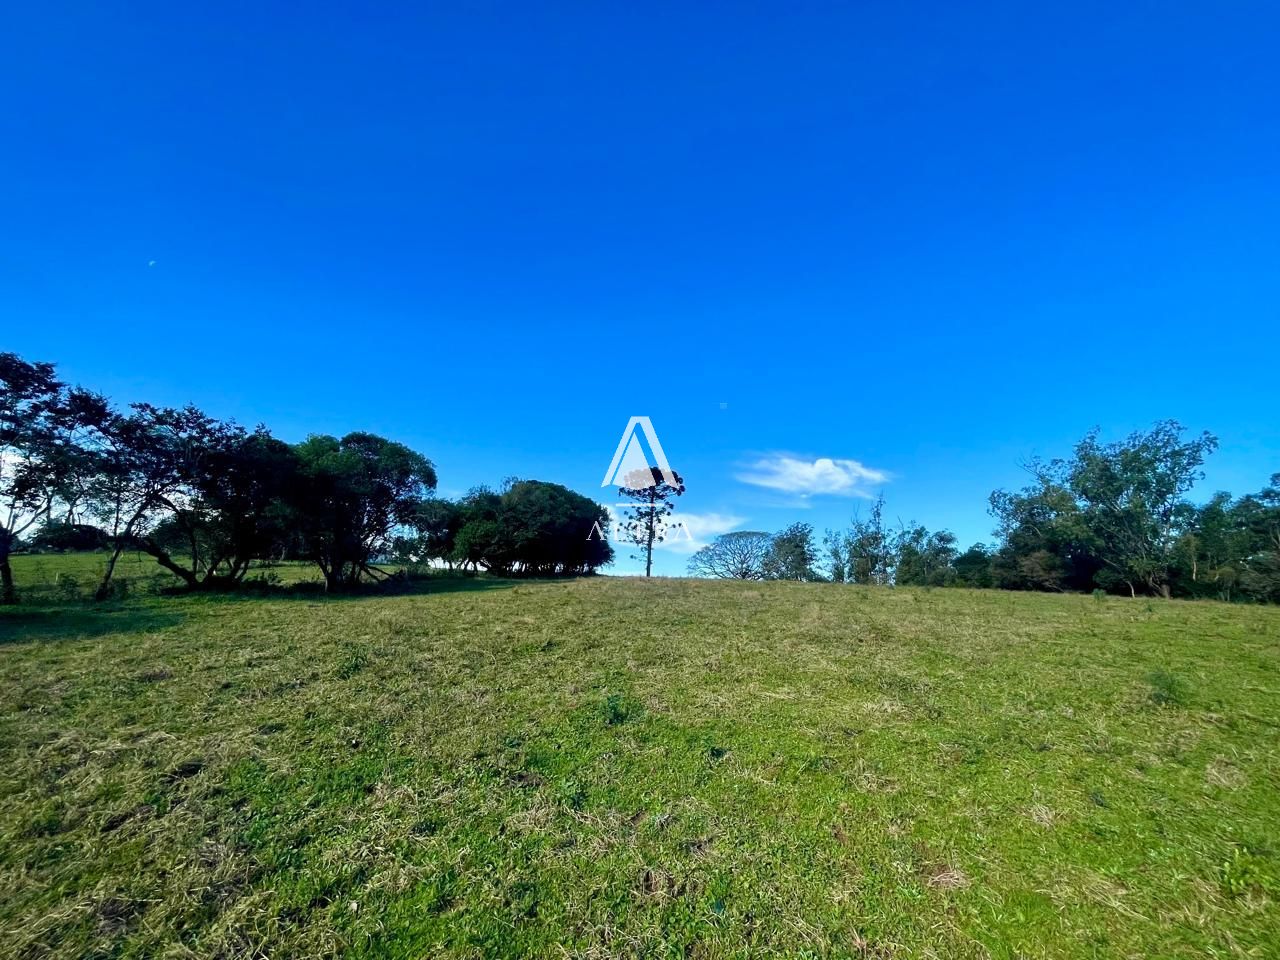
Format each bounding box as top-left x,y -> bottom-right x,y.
2,554 -> 1279,958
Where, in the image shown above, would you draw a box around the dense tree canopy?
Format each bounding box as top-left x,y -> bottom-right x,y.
762,523 -> 820,581
292,433 -> 437,590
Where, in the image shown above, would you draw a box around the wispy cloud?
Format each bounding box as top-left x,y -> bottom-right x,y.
736,454 -> 888,499
659,511 -> 745,554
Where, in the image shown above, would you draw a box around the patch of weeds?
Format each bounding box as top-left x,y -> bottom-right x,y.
1221,846 -> 1279,897
23,801 -> 66,838
601,692 -> 644,726
1147,669 -> 1188,707
1092,588 -> 1107,604
556,777 -> 588,810
335,644 -> 370,679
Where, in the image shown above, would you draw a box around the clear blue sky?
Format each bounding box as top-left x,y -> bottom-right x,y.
3,2 -> 1278,574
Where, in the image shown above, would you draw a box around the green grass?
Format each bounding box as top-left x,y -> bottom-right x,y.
2,555 -> 1279,958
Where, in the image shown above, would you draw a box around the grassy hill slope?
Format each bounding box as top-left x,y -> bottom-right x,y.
2,557 -> 1278,958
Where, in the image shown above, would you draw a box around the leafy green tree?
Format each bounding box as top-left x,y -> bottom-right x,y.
0,353 -> 106,602
1067,421 -> 1216,597
823,527 -> 851,583
1176,475 -> 1280,603
616,465 -> 685,577
450,487 -> 508,573
828,495 -> 894,584
498,480 -> 613,575
990,421 -> 1218,597
292,432 -> 437,590
763,522 -> 820,581
952,543 -> 993,588
894,526 -> 958,586
447,482 -> 613,575
1236,474 -> 1280,603
687,531 -> 772,580
988,479 -> 1096,592
151,429 -> 299,587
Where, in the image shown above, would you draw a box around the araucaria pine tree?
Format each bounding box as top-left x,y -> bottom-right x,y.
616,466 -> 685,577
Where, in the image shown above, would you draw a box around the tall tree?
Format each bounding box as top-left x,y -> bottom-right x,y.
143,428 -> 300,588
763,522 -> 819,581
450,486 -> 507,573
615,465 -> 685,577
988,481 -> 1096,592
1061,422 -> 1214,597
894,526 -> 958,586
831,495 -> 894,585
397,497 -> 463,570
0,353 -> 106,603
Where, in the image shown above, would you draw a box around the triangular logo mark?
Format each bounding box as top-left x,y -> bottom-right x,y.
602,416 -> 678,488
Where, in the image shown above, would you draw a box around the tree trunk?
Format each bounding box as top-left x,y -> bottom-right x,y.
142,543 -> 199,590
0,532 -> 16,605
95,546 -> 125,601
644,492 -> 657,578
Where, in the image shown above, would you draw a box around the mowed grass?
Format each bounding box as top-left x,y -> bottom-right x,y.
2,556 -> 1279,958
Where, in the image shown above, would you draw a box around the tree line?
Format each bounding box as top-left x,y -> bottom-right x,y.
0,352 -> 615,603
688,421 -> 1279,602
7,351 -> 1277,603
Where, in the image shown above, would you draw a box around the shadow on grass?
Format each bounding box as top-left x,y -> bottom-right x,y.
0,607 -> 188,645
0,573 -> 552,642
186,572 -> 526,605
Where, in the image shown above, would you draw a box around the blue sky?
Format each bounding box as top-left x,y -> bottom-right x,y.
3,2 -> 1278,574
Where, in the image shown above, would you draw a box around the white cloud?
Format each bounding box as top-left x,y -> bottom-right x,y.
736,454 -> 888,499
658,511 -> 745,553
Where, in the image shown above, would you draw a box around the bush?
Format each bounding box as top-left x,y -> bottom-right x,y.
1147,669 -> 1188,707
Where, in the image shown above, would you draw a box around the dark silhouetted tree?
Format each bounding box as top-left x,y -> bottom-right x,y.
292,432 -> 437,590
952,543 -> 993,588
1,353 -> 107,602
